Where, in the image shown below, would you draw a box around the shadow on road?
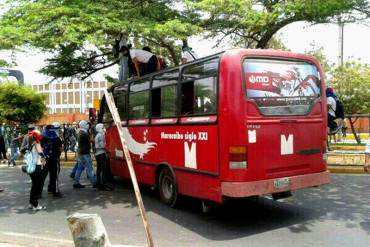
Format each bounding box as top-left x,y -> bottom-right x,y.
0,166 -> 369,243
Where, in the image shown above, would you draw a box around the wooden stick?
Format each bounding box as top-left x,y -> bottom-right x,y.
104,89 -> 154,247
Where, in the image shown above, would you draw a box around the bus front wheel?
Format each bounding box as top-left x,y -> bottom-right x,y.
158,167 -> 178,207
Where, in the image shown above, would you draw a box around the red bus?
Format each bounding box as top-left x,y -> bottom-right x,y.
99,49 -> 330,207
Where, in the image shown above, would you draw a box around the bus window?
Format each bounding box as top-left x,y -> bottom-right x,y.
100,97 -> 114,128
129,79 -> 150,119
182,58 -> 218,80
243,58 -> 321,116
181,58 -> 218,115
152,70 -> 178,118
113,84 -> 128,120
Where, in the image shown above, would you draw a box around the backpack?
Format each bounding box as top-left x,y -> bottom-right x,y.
335,99 -> 345,119
42,136 -> 54,158
21,145 -> 37,174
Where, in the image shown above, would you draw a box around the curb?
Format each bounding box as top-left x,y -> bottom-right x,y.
328,165 -> 368,174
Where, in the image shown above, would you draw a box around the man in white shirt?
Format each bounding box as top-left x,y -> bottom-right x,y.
120,46 -> 160,78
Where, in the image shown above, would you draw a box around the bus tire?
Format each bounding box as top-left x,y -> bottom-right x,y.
158,167 -> 178,207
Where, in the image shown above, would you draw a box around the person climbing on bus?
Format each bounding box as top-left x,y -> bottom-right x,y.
120,45 -> 160,79
181,40 -> 198,64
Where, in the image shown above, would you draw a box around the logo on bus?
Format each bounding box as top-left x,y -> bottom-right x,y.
246,73 -> 272,90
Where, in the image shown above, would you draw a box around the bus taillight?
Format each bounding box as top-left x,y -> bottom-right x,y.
229,146 -> 247,169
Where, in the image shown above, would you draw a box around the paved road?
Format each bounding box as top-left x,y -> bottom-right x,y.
0,165 -> 369,247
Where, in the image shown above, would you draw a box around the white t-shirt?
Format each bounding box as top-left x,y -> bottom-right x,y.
181,50 -> 199,63
327,96 -> 336,117
129,49 -> 154,63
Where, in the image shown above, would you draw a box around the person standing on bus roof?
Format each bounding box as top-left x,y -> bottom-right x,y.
181,41 -> 199,64
120,45 -> 160,79
326,87 -> 338,132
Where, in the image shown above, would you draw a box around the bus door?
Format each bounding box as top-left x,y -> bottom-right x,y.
243,58 -> 325,179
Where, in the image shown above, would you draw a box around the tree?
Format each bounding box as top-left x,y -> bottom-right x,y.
0,83 -> 47,123
305,43 -> 332,75
330,62 -> 370,143
0,0 -> 200,81
187,0 -> 370,48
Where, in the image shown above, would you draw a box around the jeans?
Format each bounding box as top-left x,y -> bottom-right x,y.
74,154 -> 96,185
70,160 -> 84,177
9,146 -> 19,163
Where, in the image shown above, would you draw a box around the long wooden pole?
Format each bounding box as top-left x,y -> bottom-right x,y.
104,89 -> 154,247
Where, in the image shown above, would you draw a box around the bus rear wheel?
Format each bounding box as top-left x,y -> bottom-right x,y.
158,168 -> 178,207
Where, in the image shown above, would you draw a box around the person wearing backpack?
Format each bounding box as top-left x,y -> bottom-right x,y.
41,123 -> 63,198
27,130 -> 47,211
326,88 -> 339,132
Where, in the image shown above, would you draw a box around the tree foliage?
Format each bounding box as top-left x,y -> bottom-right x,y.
0,0 -> 369,81
0,0 -> 199,80
187,0 -> 370,48
305,43 -> 332,75
0,83 -> 47,123
330,62 -> 370,115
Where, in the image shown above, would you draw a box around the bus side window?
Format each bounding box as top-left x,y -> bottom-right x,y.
100,97 -> 114,128
181,81 -> 194,115
152,70 -> 178,118
113,84 -> 128,121
181,57 -> 219,115
129,79 -> 150,120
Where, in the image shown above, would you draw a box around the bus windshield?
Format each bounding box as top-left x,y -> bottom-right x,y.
243,58 -> 321,116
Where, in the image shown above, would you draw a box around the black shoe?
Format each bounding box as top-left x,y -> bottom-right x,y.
92,183 -> 97,189
53,192 -> 63,198
70,174 -> 75,179
73,183 -> 85,189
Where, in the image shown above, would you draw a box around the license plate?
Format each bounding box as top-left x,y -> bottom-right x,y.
273,178 -> 290,189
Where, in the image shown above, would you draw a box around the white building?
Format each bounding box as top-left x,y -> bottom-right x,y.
32,81 -> 111,114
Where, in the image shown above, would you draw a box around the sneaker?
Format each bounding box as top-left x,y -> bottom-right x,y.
73,183 -> 85,189
32,205 -> 46,211
27,204 -> 33,209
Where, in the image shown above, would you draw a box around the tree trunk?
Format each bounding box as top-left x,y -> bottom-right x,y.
166,45 -> 179,66
348,117 -> 361,144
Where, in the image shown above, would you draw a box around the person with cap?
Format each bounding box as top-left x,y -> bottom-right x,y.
181,40 -> 199,64
41,122 -> 63,198
73,120 -> 96,188
27,130 -> 47,211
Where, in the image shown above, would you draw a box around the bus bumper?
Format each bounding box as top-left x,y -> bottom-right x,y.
221,171 -> 330,198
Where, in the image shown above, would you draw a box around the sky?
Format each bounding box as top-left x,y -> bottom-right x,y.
1,21 -> 370,85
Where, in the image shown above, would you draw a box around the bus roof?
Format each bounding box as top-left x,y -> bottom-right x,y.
110,48 -> 320,92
